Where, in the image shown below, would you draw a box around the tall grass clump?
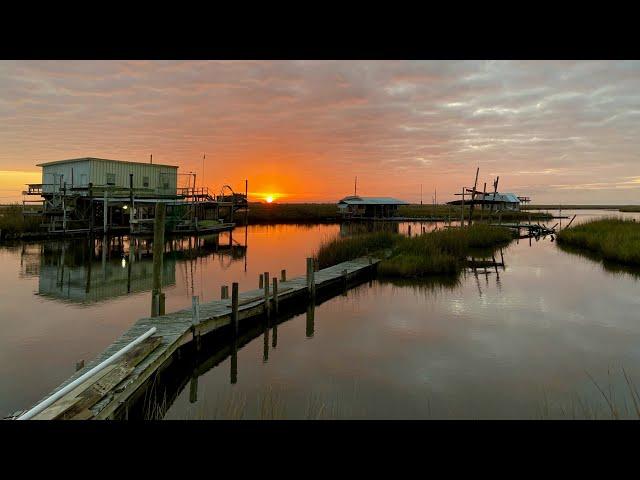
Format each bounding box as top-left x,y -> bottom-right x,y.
557,218 -> 640,266
316,224 -> 512,278
379,224 -> 512,278
316,231 -> 399,269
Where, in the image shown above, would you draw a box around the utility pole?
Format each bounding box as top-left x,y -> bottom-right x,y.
150,154 -> 153,164
354,176 -> 357,196
420,184 -> 422,205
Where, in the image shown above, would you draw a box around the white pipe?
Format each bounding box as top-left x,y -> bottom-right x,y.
18,327 -> 157,420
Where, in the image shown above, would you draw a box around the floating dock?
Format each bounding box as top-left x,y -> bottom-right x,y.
13,256 -> 379,420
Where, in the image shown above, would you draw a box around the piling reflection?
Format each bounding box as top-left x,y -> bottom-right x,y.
130,273 -> 370,420
31,232 -> 247,304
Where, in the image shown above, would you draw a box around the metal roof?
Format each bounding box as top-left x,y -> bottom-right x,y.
338,196 -> 409,205
36,157 -> 178,169
479,192 -> 520,203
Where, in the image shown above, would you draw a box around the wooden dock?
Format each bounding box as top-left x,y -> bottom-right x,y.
15,256 -> 379,420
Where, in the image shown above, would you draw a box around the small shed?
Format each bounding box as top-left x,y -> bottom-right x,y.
337,195 -> 409,218
478,193 -> 521,211
448,192 -> 522,211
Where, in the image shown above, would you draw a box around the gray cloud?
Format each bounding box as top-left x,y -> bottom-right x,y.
0,60 -> 639,203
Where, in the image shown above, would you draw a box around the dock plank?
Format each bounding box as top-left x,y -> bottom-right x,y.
24,256 -> 379,420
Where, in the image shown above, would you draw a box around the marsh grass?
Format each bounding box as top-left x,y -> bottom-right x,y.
245,202 -> 551,224
0,204 -> 41,239
316,231 -> 398,269
556,217 -> 640,266
536,367 -> 640,420
316,224 -> 511,278
247,202 -> 339,223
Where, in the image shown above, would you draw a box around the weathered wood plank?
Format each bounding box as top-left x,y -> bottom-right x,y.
26,257 -> 379,420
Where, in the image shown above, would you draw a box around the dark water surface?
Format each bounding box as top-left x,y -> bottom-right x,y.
1,210 -> 639,418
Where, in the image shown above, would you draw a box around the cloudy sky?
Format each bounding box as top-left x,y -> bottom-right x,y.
1,60 -> 639,203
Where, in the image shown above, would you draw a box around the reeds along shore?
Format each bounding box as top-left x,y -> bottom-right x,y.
556,218 -> 640,266
0,204 -> 40,240
316,224 -> 512,278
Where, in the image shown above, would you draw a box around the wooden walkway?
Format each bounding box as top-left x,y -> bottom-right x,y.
18,256 -> 379,420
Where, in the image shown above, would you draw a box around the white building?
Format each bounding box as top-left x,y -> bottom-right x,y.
36,157 -> 178,196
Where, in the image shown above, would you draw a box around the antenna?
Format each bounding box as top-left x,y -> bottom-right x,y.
202,153 -> 205,191
354,176 -> 357,196
150,154 -> 153,164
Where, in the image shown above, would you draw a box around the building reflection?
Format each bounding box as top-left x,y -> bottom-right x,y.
31,232 -> 247,304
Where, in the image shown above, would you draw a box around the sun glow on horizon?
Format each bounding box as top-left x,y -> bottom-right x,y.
265,195 -> 274,203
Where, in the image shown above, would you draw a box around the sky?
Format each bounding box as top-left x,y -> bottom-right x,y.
1,60 -> 639,204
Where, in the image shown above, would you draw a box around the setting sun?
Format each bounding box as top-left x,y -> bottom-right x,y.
265,195 -> 274,203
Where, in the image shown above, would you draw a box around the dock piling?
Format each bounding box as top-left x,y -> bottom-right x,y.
259,273 -> 264,289
281,269 -> 286,282
192,295 -> 201,350
231,282 -> 239,336
306,258 -> 315,297
263,271 -> 270,316
158,292 -> 165,316
221,285 -> 229,299
151,202 -> 166,317
272,277 -> 278,314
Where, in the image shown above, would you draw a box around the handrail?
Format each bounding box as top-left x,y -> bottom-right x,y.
17,327 -> 157,420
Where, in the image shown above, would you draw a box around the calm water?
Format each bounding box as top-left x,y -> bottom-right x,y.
1,210 -> 639,419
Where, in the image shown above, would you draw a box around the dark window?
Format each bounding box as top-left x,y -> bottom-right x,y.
143,176 -> 149,188
106,173 -> 116,185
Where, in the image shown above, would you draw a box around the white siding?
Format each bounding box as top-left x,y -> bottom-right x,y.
89,159 -> 177,193
42,160 -> 91,193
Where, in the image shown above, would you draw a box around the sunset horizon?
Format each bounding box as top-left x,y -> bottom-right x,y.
2,60 -> 640,205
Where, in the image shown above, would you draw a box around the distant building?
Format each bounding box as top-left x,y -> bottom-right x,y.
478,193 -> 522,211
447,192 -> 523,211
337,195 -> 409,218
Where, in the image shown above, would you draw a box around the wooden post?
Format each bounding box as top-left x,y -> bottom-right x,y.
306,257 -> 315,297
151,202 -> 166,317
263,271 -> 270,316
192,295 -> 200,325
259,273 -> 264,289
342,268 -> 348,292
480,182 -> 487,221
408,225 -> 411,237
221,285 -> 229,299
468,166 -> 479,226
231,282 -> 239,336
192,295 -> 201,350
158,292 -> 165,315
62,182 -> 67,232
461,188 -> 465,226
129,173 -> 134,234
89,182 -> 94,235
281,269 -> 286,282
272,277 -> 278,314
103,190 -> 108,233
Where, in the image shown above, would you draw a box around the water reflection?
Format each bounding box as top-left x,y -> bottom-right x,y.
32,233 -> 247,305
